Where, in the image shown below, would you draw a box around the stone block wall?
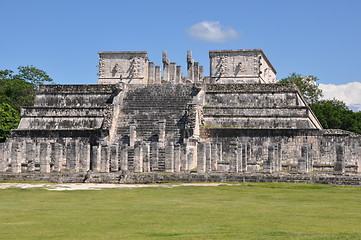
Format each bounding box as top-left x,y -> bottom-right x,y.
209,49 -> 276,84
203,84 -> 322,129
98,51 -> 149,84
200,128 -> 361,173
0,49 -> 360,177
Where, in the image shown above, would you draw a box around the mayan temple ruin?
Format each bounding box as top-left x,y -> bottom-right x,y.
1,49 -> 361,184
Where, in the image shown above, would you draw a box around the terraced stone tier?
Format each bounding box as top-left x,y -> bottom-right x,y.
203,83 -> 322,129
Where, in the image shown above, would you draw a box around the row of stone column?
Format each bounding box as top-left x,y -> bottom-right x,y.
0,139 -> 348,174
146,51 -> 204,85
93,141 -> 212,173
0,140 -> 91,173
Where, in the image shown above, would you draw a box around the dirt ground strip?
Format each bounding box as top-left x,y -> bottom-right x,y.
0,182 -> 232,191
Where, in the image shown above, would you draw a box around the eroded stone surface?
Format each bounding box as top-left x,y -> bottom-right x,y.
0,49 -> 360,178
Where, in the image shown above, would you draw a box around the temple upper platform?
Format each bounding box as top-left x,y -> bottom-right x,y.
97,49 -> 276,85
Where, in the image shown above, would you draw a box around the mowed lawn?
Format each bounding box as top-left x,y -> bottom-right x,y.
1,183 -> 361,240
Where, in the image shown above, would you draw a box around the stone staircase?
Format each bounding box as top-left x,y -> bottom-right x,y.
116,84 -> 195,144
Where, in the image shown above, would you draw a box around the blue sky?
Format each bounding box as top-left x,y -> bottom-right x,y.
1,0 -> 361,109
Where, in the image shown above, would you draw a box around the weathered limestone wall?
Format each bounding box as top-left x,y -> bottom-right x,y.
98,51 -> 149,84
98,50 -> 203,85
1,49 -> 360,179
19,85 -> 116,130
0,84 -> 119,174
209,49 -> 276,84
203,84 -> 322,129
1,137 -> 93,173
2,172 -> 361,186
200,128 -> 361,173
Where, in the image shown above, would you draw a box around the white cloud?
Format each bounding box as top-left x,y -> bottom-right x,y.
187,21 -> 239,42
319,82 -> 361,111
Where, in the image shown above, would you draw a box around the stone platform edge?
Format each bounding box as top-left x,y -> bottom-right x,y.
1,172 -> 361,186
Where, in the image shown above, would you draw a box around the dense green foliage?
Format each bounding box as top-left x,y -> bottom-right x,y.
310,99 -> 361,134
0,66 -> 53,141
280,73 -> 361,134
0,183 -> 360,239
0,103 -> 20,142
278,73 -> 323,104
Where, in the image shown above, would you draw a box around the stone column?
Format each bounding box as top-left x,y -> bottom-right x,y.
162,51 -> 170,82
148,62 -> 155,84
91,145 -> 101,172
229,141 -> 238,173
129,123 -> 137,148
187,144 -> 196,170
197,142 -> 206,172
100,143 -> 110,172
65,142 -> 71,170
237,143 -> 243,172
298,144 -> 309,173
0,143 -> 5,172
169,63 -> 176,83
155,66 -> 161,84
265,144 -> 275,173
211,143 -> 218,171
81,142 -> 91,172
194,62 -> 199,82
276,142 -> 282,172
25,141 -> 35,172
110,144 -> 119,172
217,142 -> 223,163
174,144 -> 181,172
187,50 -> 194,83
205,143 -> 211,172
241,143 -> 248,172
67,141 -> 79,173
150,142 -> 159,171
134,143 -> 143,172
176,66 -> 182,84
142,142 -> 150,172
180,144 -> 188,171
120,144 -> 128,171
158,120 -> 166,148
165,142 -> 174,172
11,142 -> 21,173
53,143 -> 63,172
199,66 -> 204,80
40,142 -> 50,173
335,144 -> 345,174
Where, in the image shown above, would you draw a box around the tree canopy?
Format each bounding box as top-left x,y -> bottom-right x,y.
0,65 -> 53,141
310,99 -> 361,134
0,103 -> 20,142
279,73 -> 323,104
280,73 -> 361,135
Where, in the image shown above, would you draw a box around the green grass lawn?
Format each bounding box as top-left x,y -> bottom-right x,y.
1,183 -> 361,240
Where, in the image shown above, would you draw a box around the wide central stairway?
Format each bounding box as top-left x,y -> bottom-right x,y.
116,84 -> 195,145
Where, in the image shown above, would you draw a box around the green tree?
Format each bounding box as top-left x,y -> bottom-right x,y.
310,99 -> 361,134
0,66 -> 53,141
17,65 -> 53,90
279,73 -> 361,134
279,73 -> 323,104
0,103 -> 20,142
0,65 -> 53,111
